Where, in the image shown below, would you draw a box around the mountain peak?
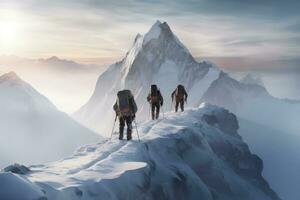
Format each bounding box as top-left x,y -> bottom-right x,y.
143,20 -> 163,44
0,71 -> 22,83
241,74 -> 264,86
45,56 -> 62,62
150,20 -> 163,31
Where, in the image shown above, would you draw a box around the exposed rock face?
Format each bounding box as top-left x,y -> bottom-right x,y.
201,107 -> 239,137
3,163 -> 30,175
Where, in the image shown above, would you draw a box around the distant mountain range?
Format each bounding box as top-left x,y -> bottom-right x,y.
0,55 -> 106,113
0,55 -> 102,73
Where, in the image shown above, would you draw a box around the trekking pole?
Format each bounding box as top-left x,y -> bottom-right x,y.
133,119 -> 141,142
110,114 -> 117,140
161,106 -> 165,119
149,103 -> 151,120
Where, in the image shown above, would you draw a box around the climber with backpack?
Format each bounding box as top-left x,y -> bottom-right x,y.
113,90 -> 138,140
171,85 -> 188,112
147,84 -> 164,120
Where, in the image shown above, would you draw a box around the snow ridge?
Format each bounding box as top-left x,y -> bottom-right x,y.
1,105 -> 279,200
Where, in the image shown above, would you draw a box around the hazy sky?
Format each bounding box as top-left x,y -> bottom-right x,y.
0,0 -> 299,67
0,0 -> 300,113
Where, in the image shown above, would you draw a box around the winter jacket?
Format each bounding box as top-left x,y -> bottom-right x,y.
147,90 -> 164,106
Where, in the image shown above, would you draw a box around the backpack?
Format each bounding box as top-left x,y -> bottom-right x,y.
150,85 -> 159,103
117,90 -> 134,116
175,85 -> 185,100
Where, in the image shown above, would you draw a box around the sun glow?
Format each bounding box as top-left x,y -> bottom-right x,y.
0,20 -> 18,43
0,11 -> 25,54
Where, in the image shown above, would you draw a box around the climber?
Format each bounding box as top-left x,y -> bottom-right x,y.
147,84 -> 164,120
113,90 -> 138,140
171,85 -> 188,112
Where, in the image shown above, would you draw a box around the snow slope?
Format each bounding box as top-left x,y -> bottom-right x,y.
0,72 -> 101,168
1,105 -> 279,200
75,20 -> 220,135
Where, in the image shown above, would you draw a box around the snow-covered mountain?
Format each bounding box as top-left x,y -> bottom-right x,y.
75,20 -> 220,134
201,72 -> 300,200
0,105 -> 280,200
201,72 -> 300,135
0,55 -> 101,73
37,56 -> 101,72
240,73 -> 264,87
0,56 -> 105,113
0,72 -> 101,168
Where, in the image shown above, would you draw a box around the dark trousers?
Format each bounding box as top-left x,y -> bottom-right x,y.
175,100 -> 184,112
151,102 -> 160,120
119,116 -> 132,140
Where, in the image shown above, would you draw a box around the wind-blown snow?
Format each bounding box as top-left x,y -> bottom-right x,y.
1,105 -> 279,200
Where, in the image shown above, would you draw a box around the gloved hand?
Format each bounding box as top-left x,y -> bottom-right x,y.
160,102 -> 163,106
185,98 -> 187,103
132,114 -> 136,120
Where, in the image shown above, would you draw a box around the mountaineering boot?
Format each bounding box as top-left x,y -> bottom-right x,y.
127,133 -> 132,141
180,101 -> 184,112
175,102 -> 179,112
156,105 -> 160,119
127,123 -> 132,140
